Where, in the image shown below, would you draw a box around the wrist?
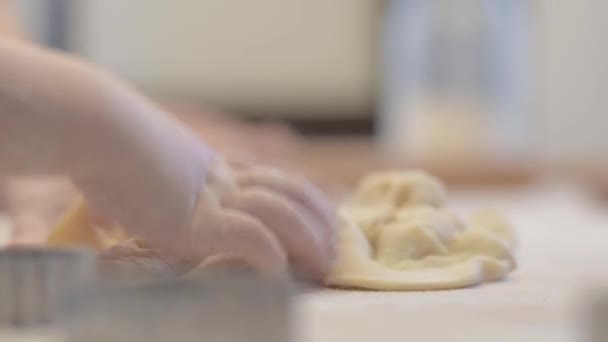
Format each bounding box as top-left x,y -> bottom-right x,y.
70,82 -> 216,250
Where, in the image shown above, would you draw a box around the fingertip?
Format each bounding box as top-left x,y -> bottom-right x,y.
226,188 -> 334,283
234,168 -> 336,232
208,210 -> 289,275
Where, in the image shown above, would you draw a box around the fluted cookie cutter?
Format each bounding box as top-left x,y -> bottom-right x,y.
64,273 -> 292,342
0,247 -> 95,327
584,288 -> 608,342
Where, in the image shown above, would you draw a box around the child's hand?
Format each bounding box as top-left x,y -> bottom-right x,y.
164,161 -> 336,281
0,40 -> 336,281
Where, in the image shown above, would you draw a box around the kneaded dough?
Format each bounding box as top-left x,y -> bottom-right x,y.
47,200 -> 127,249
326,171 -> 517,291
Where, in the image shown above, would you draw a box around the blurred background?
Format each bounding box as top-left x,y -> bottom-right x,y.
1,0 -> 608,245
7,0 -> 608,159
12,0 -> 380,133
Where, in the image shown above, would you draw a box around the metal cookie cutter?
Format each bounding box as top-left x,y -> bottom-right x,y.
0,247 -> 96,328
65,273 -> 293,342
585,288 -> 608,342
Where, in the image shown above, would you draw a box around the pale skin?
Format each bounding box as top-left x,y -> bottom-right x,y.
0,21 -> 335,281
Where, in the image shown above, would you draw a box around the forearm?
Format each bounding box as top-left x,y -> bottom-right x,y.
0,40 -> 95,174
0,40 -> 212,243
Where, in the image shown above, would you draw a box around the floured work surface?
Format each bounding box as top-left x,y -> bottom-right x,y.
299,183 -> 608,342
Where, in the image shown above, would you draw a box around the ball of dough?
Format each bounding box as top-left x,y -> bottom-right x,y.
352,171 -> 446,209
326,171 -> 518,291
374,207 -> 463,267
375,221 -> 448,267
392,207 -> 464,244
340,204 -> 393,243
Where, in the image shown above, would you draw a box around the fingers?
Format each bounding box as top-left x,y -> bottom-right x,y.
194,208 -> 288,276
235,167 -> 336,241
225,188 -> 331,281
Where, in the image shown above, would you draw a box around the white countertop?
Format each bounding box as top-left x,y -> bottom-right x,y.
297,181 -> 608,342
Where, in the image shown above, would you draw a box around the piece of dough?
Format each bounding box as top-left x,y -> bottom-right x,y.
47,199 -> 128,249
351,171 -> 446,208
326,171 -> 517,291
47,200 -> 105,249
343,204 -> 393,244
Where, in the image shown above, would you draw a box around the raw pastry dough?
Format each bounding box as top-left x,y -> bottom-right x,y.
47,200 -> 127,249
326,171 -> 516,290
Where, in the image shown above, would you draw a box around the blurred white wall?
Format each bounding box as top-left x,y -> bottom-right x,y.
67,0 -> 378,118
9,0 -> 608,161
536,0 -> 608,162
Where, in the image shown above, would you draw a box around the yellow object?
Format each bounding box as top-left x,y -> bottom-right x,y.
327,171 -> 517,291
47,199 -> 126,249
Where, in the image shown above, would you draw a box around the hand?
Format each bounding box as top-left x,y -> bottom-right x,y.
0,40 -> 336,282
162,160 -> 336,282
